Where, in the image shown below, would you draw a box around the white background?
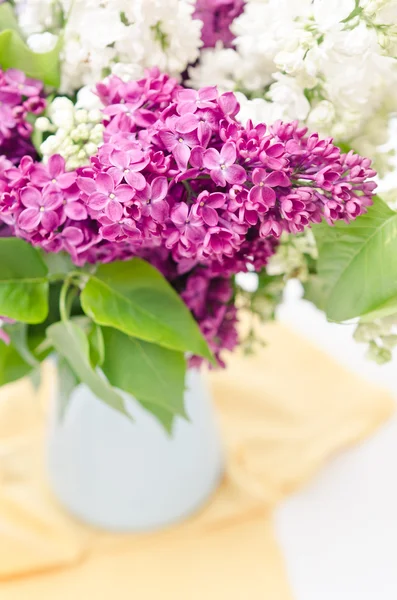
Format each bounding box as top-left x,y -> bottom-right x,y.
275,281 -> 397,600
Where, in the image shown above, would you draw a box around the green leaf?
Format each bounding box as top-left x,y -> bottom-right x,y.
47,320 -> 129,418
0,238 -> 49,323
24,282 -> 68,362
302,276 -> 329,312
358,295 -> 397,323
0,27 -> 60,87
139,402 -> 176,435
312,198 -> 397,321
0,3 -> 22,34
87,322 -> 105,368
26,325 -> 53,362
0,341 -> 31,386
41,251 -> 74,277
340,0 -> 362,23
6,322 -> 39,368
101,327 -> 187,431
337,141 -> 355,154
57,356 -> 79,420
81,258 -> 212,361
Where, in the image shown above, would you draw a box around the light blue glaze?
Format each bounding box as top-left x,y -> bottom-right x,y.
47,369 -> 223,531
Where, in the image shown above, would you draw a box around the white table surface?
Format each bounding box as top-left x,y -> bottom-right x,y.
275,281 -> 397,600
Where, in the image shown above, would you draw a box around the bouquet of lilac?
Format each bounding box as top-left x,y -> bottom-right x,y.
0,65 -> 376,428
0,1 -> 381,431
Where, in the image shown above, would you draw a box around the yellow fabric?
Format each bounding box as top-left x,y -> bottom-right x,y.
0,323 -> 393,599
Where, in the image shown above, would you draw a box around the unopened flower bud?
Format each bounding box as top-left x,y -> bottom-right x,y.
88,109 -> 103,123
90,124 -> 104,143
84,142 -> 98,155
40,136 -> 60,155
366,341 -> 392,365
75,109 -> 89,124
71,124 -> 89,142
35,116 -> 52,132
63,144 -> 79,158
353,322 -> 381,343
380,334 -> 397,351
27,32 -> 58,53
77,149 -> 87,160
66,157 -> 82,170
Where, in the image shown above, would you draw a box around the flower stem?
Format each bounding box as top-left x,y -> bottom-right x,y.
59,279 -> 70,322
59,276 -> 80,322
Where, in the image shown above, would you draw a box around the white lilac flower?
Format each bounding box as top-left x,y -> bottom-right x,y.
26,32 -> 58,53
16,0 -> 203,94
14,0 -> 61,36
361,0 -> 397,21
191,0 -> 397,174
311,0 -> 356,30
306,100 -> 336,135
38,96 -> 104,170
137,0 -> 203,74
235,93 -> 284,126
231,0 -> 314,89
266,231 -> 317,282
267,74 -> 311,122
188,45 -> 242,91
354,315 -> 397,364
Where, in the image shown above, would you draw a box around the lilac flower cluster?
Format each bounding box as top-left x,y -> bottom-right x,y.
0,68 -> 377,364
193,0 -> 245,48
0,68 -> 45,165
181,271 -> 238,367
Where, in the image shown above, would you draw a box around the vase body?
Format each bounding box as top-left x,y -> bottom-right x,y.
46,368 -> 223,531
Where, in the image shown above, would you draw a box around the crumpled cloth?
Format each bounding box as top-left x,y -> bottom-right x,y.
0,323 -> 393,599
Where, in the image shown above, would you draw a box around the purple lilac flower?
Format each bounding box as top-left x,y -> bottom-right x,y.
135,177 -> 169,222
45,226 -> 85,262
107,149 -> 148,190
177,87 -> 218,113
193,0 -> 245,48
168,202 -> 205,249
195,191 -> 225,226
100,217 -> 141,242
0,67 -> 45,165
203,142 -> 246,186
159,121 -> 199,170
84,172 -> 135,222
30,155 -> 76,190
181,270 -> 238,367
3,69 -> 43,97
0,67 -> 378,366
18,186 -> 62,231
